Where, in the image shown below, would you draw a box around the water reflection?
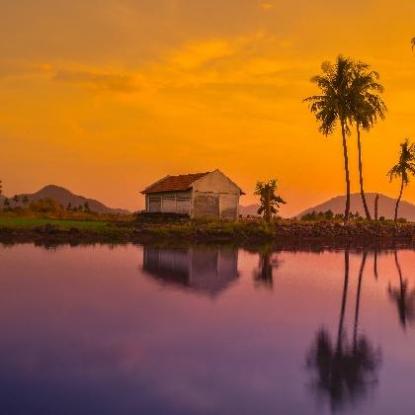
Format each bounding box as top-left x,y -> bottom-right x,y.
388,251 -> 415,330
306,251 -> 381,413
142,246 -> 239,297
0,244 -> 415,415
253,247 -> 280,289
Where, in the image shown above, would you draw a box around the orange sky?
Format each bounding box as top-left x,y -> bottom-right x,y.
1,0 -> 415,216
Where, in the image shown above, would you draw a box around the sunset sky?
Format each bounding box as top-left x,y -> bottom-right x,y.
1,0 -> 415,216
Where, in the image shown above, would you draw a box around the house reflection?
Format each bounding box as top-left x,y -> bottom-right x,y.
142,246 -> 239,297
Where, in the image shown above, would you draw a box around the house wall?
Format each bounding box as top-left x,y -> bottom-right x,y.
146,191 -> 192,215
192,170 -> 242,220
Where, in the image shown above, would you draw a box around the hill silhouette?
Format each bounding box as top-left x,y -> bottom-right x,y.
297,193 -> 415,220
0,185 -> 129,214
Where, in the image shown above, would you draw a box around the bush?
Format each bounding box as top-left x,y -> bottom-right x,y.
29,198 -> 64,214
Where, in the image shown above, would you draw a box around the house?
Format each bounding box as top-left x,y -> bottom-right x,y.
141,169 -> 244,220
142,246 -> 239,298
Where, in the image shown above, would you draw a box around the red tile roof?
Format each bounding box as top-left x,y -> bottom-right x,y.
142,172 -> 211,194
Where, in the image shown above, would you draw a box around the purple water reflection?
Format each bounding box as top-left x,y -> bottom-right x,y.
0,244 -> 414,415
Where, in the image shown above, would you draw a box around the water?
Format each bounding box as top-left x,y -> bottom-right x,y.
0,243 -> 414,415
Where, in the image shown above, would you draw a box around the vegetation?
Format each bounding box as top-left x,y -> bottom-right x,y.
387,139 -> 415,222
305,56 -> 387,223
254,179 -> 286,223
349,62 -> 386,219
305,56 -> 355,223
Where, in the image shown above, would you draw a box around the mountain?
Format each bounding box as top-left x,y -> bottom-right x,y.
239,204 -> 261,217
297,193 -> 415,221
1,185 -> 129,214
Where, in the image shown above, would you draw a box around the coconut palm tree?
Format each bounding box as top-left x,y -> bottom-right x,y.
349,63 -> 386,220
305,56 -> 355,223
387,139 -> 415,222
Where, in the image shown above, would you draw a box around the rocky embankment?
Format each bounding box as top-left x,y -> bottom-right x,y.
1,219 -> 415,249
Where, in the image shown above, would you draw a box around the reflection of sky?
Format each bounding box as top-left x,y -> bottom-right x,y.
0,245 -> 414,414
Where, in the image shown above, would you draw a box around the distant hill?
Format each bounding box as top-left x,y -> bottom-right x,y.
297,193 -> 415,221
0,185 -> 129,214
239,204 -> 261,217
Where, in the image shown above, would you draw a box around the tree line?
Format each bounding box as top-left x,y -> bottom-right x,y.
257,40 -> 415,224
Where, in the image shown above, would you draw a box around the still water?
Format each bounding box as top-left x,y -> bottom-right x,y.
0,244 -> 414,415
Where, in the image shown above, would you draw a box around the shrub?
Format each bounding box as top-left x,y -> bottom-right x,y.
29,198 -> 64,214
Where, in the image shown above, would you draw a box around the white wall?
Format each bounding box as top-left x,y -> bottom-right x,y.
192,170 -> 242,220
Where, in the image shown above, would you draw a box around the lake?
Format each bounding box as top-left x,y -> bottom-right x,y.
0,243 -> 414,415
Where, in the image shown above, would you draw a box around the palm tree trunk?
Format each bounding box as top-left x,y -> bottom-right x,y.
353,251 -> 367,350
337,249 -> 350,352
394,177 -> 405,222
357,125 -> 371,220
374,194 -> 379,220
341,122 -> 351,223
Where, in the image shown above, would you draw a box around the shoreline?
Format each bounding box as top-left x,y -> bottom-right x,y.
2,218 -> 415,249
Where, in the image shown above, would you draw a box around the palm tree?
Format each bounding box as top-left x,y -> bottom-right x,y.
349,63 -> 386,220
305,56 -> 355,223
387,139 -> 415,222
411,37 -> 415,50
254,179 -> 286,223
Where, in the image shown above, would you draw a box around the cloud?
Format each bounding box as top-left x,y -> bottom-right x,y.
168,39 -> 236,70
0,60 -> 52,79
53,70 -> 138,92
259,1 -> 273,10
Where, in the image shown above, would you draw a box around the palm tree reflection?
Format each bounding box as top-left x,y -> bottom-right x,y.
253,247 -> 280,289
388,251 -> 415,329
307,251 -> 381,412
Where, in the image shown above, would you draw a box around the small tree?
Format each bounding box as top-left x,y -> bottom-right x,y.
84,202 -> 90,212
388,139 -> 415,222
255,179 -> 286,223
67,202 -> 72,211
22,195 -> 29,206
4,198 -> 10,210
13,195 -> 19,205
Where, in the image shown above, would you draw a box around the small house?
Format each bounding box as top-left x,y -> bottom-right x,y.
141,169 -> 244,220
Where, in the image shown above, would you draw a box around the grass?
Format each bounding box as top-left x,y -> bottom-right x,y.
0,216 -> 111,231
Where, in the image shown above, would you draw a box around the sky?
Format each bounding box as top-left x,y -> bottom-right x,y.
1,0 -> 415,216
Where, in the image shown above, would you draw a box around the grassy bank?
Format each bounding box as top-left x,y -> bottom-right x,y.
2,215 -> 415,248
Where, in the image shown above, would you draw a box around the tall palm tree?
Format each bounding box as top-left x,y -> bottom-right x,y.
387,139 -> 415,222
349,63 -> 386,220
305,56 -> 355,223
411,37 -> 415,50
